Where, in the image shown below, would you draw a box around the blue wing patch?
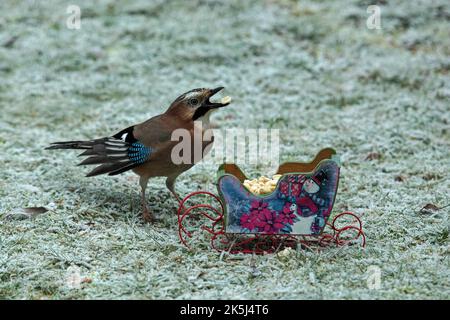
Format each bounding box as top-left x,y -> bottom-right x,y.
128,142 -> 152,164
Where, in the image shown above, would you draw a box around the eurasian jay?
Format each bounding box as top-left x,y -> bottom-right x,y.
46,87 -> 231,222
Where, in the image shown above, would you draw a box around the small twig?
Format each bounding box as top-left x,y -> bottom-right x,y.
273,237 -> 286,254
220,237 -> 237,261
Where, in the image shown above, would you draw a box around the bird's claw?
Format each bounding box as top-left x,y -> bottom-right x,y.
142,209 -> 154,223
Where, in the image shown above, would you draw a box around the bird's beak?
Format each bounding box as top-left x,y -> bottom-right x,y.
203,87 -> 231,109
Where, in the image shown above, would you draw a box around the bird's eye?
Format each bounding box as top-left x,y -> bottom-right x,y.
188,98 -> 199,106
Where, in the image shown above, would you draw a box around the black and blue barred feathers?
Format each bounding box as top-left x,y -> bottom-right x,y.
128,142 -> 152,164
46,126 -> 153,177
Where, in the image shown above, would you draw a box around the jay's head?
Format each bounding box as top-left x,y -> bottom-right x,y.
166,87 -> 231,122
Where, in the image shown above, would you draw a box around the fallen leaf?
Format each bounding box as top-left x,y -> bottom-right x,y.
422,173 -> 442,181
365,152 -> 382,161
81,277 -> 93,284
5,207 -> 49,220
419,203 -> 440,215
22,207 -> 48,215
2,36 -> 19,48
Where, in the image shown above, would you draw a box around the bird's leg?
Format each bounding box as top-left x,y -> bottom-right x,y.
166,175 -> 182,205
139,176 -> 153,223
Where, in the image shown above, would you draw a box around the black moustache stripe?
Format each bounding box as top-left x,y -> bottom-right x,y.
192,106 -> 210,121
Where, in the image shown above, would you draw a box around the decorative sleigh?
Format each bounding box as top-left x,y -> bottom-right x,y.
178,148 -> 365,254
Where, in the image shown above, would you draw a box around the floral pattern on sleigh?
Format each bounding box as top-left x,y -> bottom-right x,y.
217,149 -> 340,236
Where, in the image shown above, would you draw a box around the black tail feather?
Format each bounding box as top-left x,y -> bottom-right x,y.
85,162 -> 135,177
78,156 -> 112,166
46,138 -> 139,176
45,140 -> 95,150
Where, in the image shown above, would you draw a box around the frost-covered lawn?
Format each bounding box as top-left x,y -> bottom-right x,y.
0,0 -> 449,299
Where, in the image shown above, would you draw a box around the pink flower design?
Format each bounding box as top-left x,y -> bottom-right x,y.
280,203 -> 297,225
240,213 -> 258,231
255,210 -> 285,234
240,201 -> 270,231
250,200 -> 268,214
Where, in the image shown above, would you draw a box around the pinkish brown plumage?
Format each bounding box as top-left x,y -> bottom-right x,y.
46,87 -> 231,222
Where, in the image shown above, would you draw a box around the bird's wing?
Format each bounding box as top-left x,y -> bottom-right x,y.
102,115 -> 186,176
46,113 -> 185,177
132,113 -> 174,146
132,113 -> 186,159
47,125 -> 154,177
85,124 -> 154,177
